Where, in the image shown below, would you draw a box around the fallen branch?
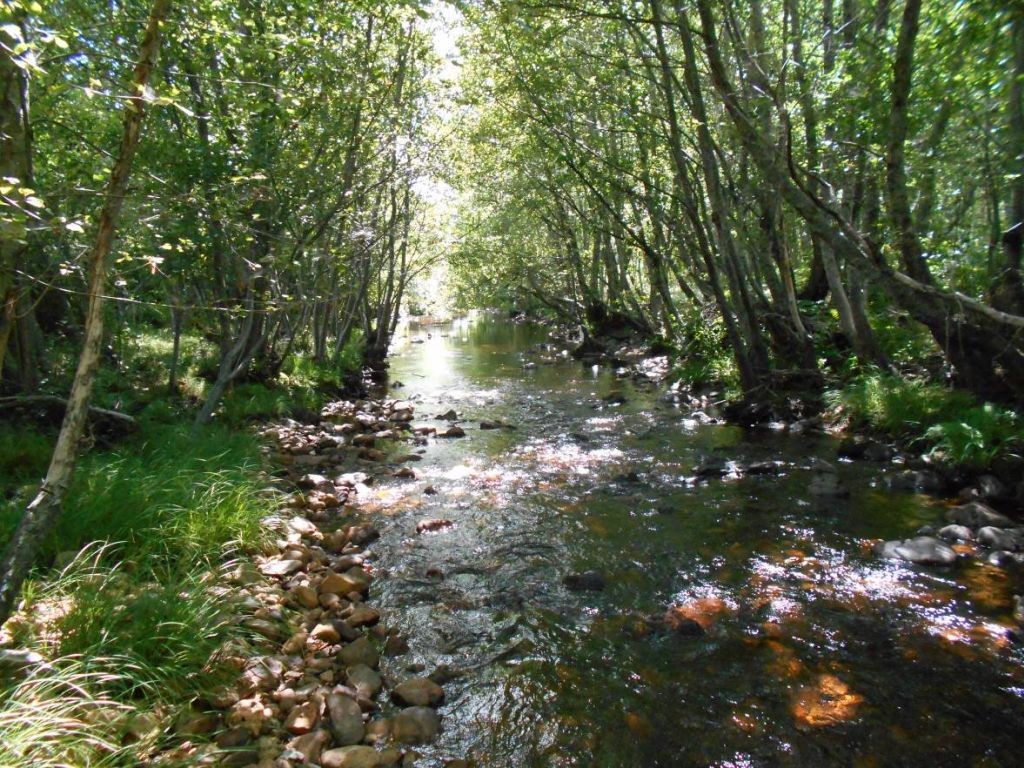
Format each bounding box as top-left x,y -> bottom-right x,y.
0,395 -> 136,429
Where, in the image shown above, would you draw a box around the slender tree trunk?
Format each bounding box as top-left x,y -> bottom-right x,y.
0,18 -> 32,385
0,0 -> 171,625
885,0 -> 933,284
994,6 -> 1024,314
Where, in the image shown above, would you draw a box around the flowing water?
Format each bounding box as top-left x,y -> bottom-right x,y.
356,315 -> 1024,767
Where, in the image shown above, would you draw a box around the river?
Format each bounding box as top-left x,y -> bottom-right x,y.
352,315 -> 1024,767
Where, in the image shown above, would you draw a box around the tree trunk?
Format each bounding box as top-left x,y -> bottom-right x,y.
0,0 -> 172,625
0,18 -> 31,385
885,0 -> 933,284
993,6 -> 1024,314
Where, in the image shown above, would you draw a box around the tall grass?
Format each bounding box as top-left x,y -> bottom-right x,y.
0,421 -> 274,767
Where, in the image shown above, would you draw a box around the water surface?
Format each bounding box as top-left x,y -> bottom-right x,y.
357,316 -> 1024,767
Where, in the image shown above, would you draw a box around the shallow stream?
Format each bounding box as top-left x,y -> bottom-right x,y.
356,316 -> 1024,767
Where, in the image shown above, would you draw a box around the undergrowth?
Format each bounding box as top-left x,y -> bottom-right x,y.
827,369 -> 1024,470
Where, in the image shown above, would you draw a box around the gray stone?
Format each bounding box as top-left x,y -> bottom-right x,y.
937,524 -> 973,543
977,526 -> 1020,551
327,692 -> 365,746
947,502 -> 1014,528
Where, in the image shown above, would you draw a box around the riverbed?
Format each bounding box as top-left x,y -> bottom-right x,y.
354,316 -> 1024,767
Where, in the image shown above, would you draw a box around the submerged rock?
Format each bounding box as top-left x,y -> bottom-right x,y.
889,470 -> 947,495
937,524 -> 973,543
977,526 -> 1020,551
390,706 -> 441,744
563,570 -> 606,591
416,518 -> 454,534
693,456 -> 728,478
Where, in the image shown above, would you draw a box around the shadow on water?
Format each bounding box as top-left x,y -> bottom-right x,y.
363,315 -> 1024,767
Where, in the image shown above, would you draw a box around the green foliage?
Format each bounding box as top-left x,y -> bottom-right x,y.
828,370 -> 1023,469
827,370 -> 975,436
41,423 -> 269,562
0,657 -> 129,768
670,310 -> 738,391
923,403 -> 1024,470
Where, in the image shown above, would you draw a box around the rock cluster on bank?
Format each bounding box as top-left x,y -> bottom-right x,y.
156,398 -> 470,768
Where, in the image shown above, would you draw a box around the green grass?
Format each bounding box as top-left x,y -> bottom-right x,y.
0,656 -> 130,767
826,369 -> 975,436
0,419 -> 274,767
0,426 -> 52,489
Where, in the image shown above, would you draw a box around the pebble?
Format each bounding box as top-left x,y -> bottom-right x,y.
260,559 -> 304,577
284,699 -> 318,734
293,585 -> 319,609
347,664 -> 383,698
321,745 -> 397,768
286,729 -> 329,763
